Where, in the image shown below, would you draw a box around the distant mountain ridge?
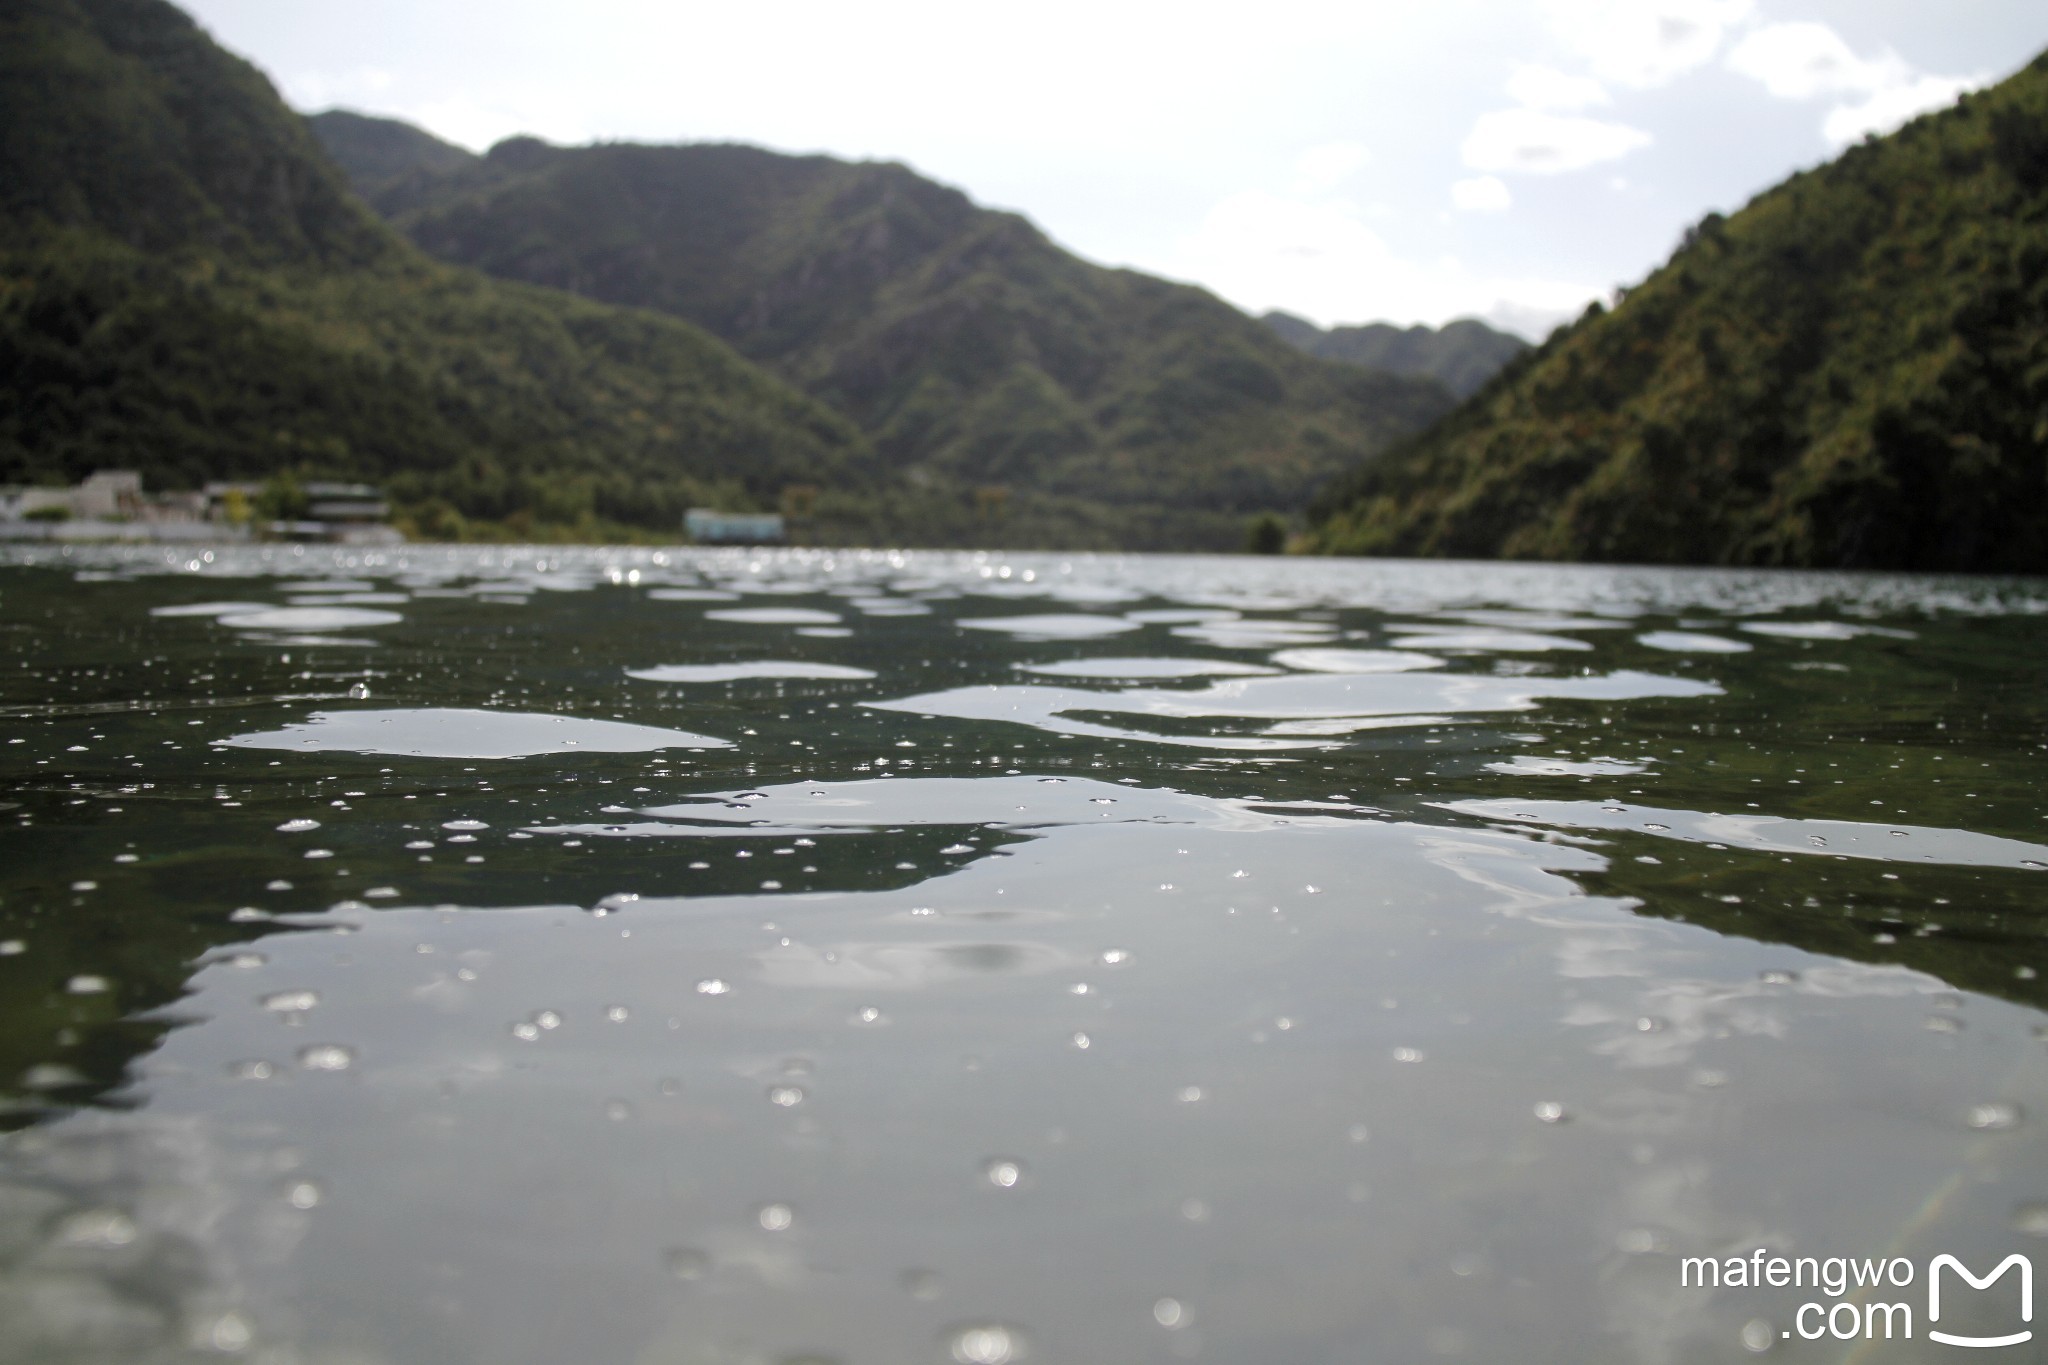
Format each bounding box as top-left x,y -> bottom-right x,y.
1304,49 -> 2048,572
308,112 -> 1456,525
1260,313 -> 1527,398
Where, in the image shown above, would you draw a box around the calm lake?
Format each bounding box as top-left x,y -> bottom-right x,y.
2,545 -> 2045,1364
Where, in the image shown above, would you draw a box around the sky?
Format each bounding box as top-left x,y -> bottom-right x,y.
181,0 -> 2048,340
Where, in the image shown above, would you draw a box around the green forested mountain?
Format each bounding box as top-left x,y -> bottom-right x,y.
308,114 -> 1456,524
1261,312 -> 1528,398
0,0 -> 880,542
1305,52 -> 2048,572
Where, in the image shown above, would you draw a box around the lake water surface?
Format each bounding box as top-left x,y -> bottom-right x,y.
2,546 -> 2045,1364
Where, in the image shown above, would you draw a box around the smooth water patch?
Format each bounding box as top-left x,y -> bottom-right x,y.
221,708 -> 731,758
704,607 -> 843,626
957,614 -> 1140,639
1268,647 -> 1445,673
1017,657 -> 1277,679
213,606 -> 404,630
626,662 -> 877,683
870,669 -> 1721,749
1451,797 -> 2048,870
1635,629 -> 1752,653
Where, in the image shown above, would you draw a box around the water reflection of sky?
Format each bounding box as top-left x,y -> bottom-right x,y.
3,545 -> 2046,1364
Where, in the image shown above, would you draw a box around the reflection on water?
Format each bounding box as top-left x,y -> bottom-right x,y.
2,545 -> 2046,1363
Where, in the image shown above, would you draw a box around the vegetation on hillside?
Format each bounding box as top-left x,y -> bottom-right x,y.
310,118 -> 1458,524
1304,51 -> 2048,573
0,0 -> 884,542
1261,312 -> 1528,398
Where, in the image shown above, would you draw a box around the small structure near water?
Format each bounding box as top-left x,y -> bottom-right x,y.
685,508 -> 785,545
0,471 -> 402,543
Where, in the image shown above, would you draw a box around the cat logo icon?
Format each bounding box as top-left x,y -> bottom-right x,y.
1928,1254 -> 2033,1349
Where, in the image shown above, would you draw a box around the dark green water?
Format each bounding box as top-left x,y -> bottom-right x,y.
1,545 -> 2045,1363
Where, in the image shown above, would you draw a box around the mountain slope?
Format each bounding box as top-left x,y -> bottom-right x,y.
309,116 -> 1457,521
1261,313 -> 1527,398
1304,52 -> 2048,572
0,0 -> 870,540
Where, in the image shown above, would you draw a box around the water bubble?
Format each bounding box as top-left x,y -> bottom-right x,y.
696,978 -> 731,996
946,1323 -> 1025,1364
511,1022 -> 540,1041
1759,969 -> 1799,986
1533,1101 -> 1567,1124
1067,982 -> 1092,995
853,1005 -> 884,1024
1176,1086 -> 1204,1103
1643,822 -> 1670,832
228,1059 -> 275,1080
1740,1318 -> 1774,1353
1392,1047 -> 1424,1063
1070,1032 -> 1091,1050
1153,1298 -> 1185,1329
1347,1123 -> 1371,1143
1099,948 -> 1131,966
443,819 -> 489,831
768,1085 -> 805,1108
534,1010 -> 562,1030
297,1044 -> 354,1072
66,975 -> 110,994
55,1209 -> 137,1247
605,1099 -> 635,1122
664,1247 -> 710,1280
757,1202 -> 794,1231
2013,1202 -> 2048,1237
1967,1102 -> 2022,1131
0,940 -> 22,956
276,819 -> 320,833
283,1180 -> 322,1209
347,682 -> 370,700
261,990 -> 318,1012
606,1005 -> 630,1023
984,1158 -> 1025,1188
1634,1016 -> 1664,1033
203,1311 -> 253,1352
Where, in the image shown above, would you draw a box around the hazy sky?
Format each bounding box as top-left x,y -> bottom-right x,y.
182,0 -> 2048,338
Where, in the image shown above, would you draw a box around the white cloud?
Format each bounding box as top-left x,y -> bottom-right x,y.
1461,108 -> 1651,175
1505,65 -> 1611,111
1169,189 -> 1597,336
1543,0 -> 1754,89
1821,75 -> 1975,146
1726,21 -> 1982,148
1451,175 -> 1513,212
1291,142 -> 1372,195
1725,22 -> 1901,99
